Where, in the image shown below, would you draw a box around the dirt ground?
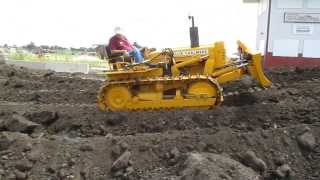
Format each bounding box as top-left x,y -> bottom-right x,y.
0,64 -> 319,180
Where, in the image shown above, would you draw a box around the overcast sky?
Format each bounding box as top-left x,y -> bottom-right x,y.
0,0 -> 258,51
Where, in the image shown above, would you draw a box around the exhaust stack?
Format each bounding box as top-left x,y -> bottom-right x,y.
188,16 -> 199,48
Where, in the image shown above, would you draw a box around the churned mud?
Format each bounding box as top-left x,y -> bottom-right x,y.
0,64 -> 319,180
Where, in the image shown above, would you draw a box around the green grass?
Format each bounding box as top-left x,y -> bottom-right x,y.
8,50 -> 108,68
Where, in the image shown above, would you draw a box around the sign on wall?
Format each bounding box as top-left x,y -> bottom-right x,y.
243,0 -> 260,3
284,13 -> 320,23
293,24 -> 314,35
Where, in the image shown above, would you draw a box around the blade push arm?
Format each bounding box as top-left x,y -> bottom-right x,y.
171,55 -> 209,76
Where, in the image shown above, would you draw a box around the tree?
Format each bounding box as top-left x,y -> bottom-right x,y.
40,45 -> 50,50
25,42 -> 37,51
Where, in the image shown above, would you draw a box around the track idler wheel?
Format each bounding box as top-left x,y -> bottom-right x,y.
98,85 -> 132,111
187,81 -> 220,106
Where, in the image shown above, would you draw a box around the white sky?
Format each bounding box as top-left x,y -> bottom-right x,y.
0,0 -> 258,51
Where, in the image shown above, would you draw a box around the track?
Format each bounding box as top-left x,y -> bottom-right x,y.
98,75 -> 223,111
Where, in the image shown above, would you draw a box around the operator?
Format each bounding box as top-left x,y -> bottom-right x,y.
109,27 -> 144,63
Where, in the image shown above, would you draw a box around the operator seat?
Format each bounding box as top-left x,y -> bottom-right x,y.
105,46 -> 132,63
105,45 -> 133,70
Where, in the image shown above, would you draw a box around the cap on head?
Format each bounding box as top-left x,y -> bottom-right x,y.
114,27 -> 124,35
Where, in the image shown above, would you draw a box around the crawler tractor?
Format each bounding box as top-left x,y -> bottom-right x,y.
98,17 -> 271,111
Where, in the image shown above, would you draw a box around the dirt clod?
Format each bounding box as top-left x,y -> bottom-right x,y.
181,153 -> 260,180
25,111 -> 59,126
106,113 -> 127,126
274,164 -> 293,178
111,150 -> 132,172
297,130 -> 317,152
14,159 -> 33,172
4,114 -> 40,134
79,144 -> 94,152
240,150 -> 267,173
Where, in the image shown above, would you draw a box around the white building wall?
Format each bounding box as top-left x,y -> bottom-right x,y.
256,0 -> 320,58
256,0 -> 268,53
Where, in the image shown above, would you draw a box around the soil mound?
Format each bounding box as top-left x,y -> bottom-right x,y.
181,153 -> 260,180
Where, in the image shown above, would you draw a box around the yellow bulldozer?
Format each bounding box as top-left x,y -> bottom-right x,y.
98,17 -> 271,111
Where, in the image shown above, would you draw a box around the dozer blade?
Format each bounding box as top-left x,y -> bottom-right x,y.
237,40 -> 272,88
248,53 -> 272,88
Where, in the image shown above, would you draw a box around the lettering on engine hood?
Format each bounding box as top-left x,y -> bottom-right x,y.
174,49 -> 209,57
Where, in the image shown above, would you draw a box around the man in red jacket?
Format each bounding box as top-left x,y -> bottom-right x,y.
109,27 -> 144,63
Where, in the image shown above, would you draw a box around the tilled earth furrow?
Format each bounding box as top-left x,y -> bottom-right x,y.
0,64 -> 319,180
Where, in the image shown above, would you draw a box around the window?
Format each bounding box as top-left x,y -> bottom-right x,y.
273,39 -> 299,57
303,40 -> 320,58
306,0 -> 320,9
277,0 -> 303,9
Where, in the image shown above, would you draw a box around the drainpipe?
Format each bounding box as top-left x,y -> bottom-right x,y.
264,0 -> 272,66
